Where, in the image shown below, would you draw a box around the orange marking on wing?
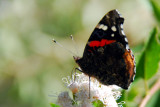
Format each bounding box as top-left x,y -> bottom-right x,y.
89,39 -> 116,48
123,49 -> 135,81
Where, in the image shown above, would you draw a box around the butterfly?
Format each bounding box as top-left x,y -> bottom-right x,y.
74,9 -> 136,89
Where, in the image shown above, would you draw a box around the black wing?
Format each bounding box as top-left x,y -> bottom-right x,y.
83,9 -> 129,55
76,9 -> 136,89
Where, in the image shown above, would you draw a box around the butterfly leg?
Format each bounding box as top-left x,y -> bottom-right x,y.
75,67 -> 82,72
71,67 -> 82,82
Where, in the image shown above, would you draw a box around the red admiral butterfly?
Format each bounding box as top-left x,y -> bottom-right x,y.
74,9 -> 136,89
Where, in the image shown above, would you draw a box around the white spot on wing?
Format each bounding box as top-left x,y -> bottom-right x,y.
99,24 -> 104,29
126,44 -> 129,50
115,9 -> 122,17
97,24 -> 108,31
111,33 -> 114,37
120,24 -> 123,29
124,37 -> 128,42
115,9 -> 120,14
102,25 -> 108,31
133,74 -> 135,81
121,30 -> 125,35
134,66 -> 136,73
111,26 -> 116,32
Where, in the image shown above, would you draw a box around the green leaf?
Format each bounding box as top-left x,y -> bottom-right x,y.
136,28 -> 160,80
150,0 -> 160,23
50,103 -> 61,107
144,28 -> 160,80
92,100 -> 104,107
136,52 -> 145,79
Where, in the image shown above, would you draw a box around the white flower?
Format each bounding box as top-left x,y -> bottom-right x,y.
57,91 -> 74,107
56,73 -> 122,107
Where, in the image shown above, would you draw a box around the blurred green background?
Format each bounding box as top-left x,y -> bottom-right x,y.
0,0 -> 160,107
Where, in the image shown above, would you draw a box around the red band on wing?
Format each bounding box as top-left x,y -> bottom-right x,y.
89,39 -> 116,48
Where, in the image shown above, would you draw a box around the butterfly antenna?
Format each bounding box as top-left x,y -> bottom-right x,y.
70,35 -> 79,56
52,38 -> 77,56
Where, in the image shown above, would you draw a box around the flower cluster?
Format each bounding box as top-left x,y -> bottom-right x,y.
57,73 -> 122,107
